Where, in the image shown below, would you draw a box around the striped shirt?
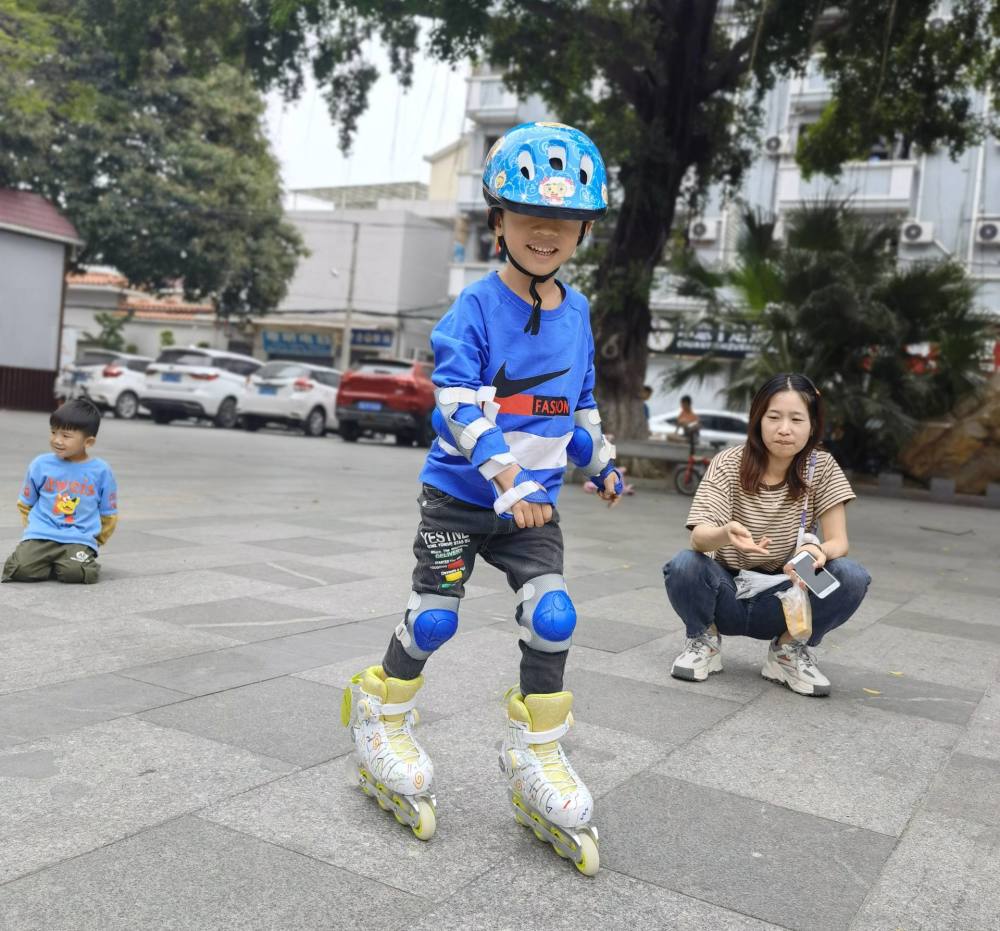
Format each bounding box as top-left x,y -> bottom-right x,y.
686,444 -> 855,572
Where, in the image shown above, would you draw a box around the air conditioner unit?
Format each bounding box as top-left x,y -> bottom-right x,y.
772,218 -> 786,243
976,220 -> 1000,246
900,220 -> 933,245
763,134 -> 790,157
928,3 -> 950,31
688,218 -> 719,243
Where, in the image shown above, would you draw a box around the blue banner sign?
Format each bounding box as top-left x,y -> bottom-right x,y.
351,329 -> 394,348
262,331 -> 334,357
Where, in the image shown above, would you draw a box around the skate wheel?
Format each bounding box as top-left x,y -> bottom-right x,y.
575,833 -> 600,876
412,799 -> 436,841
553,845 -> 570,859
513,812 -> 528,828
533,830 -> 546,843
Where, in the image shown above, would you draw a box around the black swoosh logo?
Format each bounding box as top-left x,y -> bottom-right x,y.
491,362 -> 570,398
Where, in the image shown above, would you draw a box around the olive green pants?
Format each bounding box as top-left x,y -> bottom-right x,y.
2,539 -> 100,584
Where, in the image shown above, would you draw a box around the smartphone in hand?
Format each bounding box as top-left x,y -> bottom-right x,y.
788,551 -> 841,600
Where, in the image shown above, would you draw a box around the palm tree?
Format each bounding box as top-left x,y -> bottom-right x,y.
671,201 -> 993,473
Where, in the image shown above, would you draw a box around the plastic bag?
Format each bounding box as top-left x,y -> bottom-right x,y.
775,582 -> 813,642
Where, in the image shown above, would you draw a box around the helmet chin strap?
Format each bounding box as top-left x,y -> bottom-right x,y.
497,236 -> 560,336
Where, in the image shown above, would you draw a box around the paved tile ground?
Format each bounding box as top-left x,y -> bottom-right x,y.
0,410 -> 997,931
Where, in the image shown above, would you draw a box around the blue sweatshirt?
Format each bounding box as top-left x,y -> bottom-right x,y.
420,271 -> 597,508
19,454 -> 118,551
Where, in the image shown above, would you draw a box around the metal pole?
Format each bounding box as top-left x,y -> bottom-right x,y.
339,222 -> 360,372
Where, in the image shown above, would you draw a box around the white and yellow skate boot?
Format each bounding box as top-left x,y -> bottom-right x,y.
341,665 -> 436,840
499,689 -> 599,875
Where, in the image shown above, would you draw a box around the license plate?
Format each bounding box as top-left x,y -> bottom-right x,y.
357,401 -> 382,411
162,373 -> 182,383
72,372 -> 89,383
258,386 -> 277,395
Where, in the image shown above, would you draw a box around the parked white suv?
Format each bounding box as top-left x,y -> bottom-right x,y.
239,361 -> 342,437
55,350 -> 153,419
142,347 -> 261,428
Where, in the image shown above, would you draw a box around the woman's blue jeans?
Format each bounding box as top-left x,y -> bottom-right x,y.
663,550 -> 871,647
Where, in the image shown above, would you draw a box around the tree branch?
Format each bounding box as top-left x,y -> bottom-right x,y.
698,7 -> 849,101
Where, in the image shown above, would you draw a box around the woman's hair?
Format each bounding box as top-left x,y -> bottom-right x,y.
739,373 -> 824,499
50,398 -> 101,437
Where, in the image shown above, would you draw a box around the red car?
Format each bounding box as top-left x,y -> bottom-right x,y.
336,358 -> 436,446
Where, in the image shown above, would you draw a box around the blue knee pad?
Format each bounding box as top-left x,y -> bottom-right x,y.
395,591 -> 460,661
516,574 -> 576,653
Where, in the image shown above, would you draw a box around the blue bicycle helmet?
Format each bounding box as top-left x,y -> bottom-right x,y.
482,122 -> 609,221
482,122 -> 608,334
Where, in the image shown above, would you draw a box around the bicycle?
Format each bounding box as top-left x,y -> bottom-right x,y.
672,432 -> 711,495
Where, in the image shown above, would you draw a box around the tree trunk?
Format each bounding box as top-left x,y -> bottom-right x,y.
590,0 -> 721,443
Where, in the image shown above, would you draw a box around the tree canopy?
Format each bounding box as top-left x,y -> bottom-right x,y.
0,0 -> 303,315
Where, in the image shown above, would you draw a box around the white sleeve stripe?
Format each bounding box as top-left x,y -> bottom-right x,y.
493,481 -> 543,515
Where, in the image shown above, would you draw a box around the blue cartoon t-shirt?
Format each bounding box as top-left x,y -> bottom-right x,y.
18,455 -> 118,551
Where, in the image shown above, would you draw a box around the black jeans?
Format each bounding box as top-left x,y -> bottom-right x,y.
382,483 -> 569,695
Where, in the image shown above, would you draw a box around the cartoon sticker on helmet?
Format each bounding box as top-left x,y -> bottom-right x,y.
538,176 -> 576,206
493,170 -> 507,192
536,121 -> 570,129
601,183 -> 608,205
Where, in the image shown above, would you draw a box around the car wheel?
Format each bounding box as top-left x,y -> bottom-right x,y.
151,410 -> 174,425
304,407 -> 326,437
415,412 -> 435,448
113,391 -> 139,420
243,415 -> 263,432
339,421 -> 360,442
394,433 -> 414,446
214,397 -> 238,429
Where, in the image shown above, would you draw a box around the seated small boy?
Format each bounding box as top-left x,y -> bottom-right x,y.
2,398 -> 118,585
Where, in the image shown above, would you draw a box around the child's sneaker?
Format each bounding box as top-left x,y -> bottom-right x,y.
762,638 -> 831,696
670,633 -> 723,681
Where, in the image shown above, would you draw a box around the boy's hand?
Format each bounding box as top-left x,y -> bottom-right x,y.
511,500 -> 553,528
597,471 -> 621,508
495,464 -> 552,528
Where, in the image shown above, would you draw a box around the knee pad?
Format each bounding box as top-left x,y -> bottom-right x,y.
516,574 -> 576,653
394,591 -> 460,661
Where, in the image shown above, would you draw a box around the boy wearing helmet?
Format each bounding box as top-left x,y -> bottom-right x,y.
341,123 -> 620,875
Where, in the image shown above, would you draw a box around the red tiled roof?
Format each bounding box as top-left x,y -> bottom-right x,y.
0,189 -> 81,245
125,297 -> 213,314
68,270 -> 129,288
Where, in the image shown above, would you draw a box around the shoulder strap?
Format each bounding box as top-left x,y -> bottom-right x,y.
796,450 -> 819,549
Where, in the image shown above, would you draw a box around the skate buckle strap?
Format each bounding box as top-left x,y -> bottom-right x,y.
522,719 -> 570,744
380,697 -> 417,716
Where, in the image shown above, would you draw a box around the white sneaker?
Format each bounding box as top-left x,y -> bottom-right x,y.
762,639 -> 831,696
670,633 -> 723,681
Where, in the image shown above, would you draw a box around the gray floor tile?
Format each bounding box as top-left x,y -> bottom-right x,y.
139,676 -> 351,766
923,752 -> 1000,827
822,622 -> 1000,690
0,718 -> 292,883
850,811 -> 1000,931
881,608 -> 1000,644
145,595 -> 352,642
119,628 -> 378,697
601,773 -> 895,931
571,614 -> 670,653
0,673 -> 185,749
0,816 -> 422,930
817,663 -> 982,726
656,689 -> 961,836
212,559 -> 370,590
0,616 -> 238,696
414,852 -> 784,931
246,535 -> 363,556
955,680 -> 1000,761
571,669 -> 741,747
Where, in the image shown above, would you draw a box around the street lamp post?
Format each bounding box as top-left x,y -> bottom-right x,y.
338,222 -> 360,372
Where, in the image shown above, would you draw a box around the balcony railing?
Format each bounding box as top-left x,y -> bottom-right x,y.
449,262 -> 501,298
467,77 -> 519,122
776,161 -> 917,213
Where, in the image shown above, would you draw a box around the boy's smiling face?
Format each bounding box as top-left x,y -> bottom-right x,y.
496,210 -> 591,277
50,427 -> 94,461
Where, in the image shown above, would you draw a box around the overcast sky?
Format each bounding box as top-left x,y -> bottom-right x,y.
265,46 -> 470,191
